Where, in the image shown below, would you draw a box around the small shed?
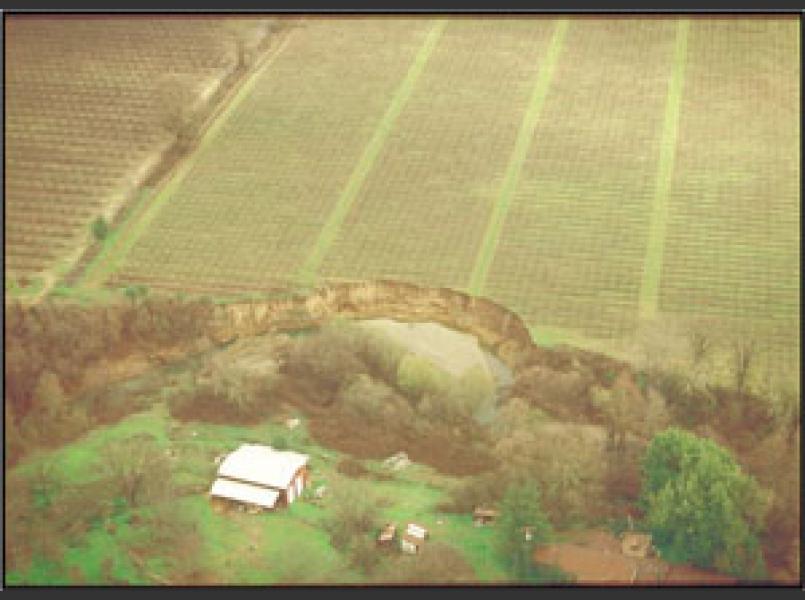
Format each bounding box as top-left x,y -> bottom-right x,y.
473,507 -> 500,527
400,522 -> 429,555
621,532 -> 653,559
377,523 -> 398,547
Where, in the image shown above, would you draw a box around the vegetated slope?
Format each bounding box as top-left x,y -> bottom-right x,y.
4,15 -> 275,283
5,301 -> 798,584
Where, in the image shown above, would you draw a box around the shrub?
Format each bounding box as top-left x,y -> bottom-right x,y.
338,375 -> 414,429
91,216 -> 109,241
437,471 -> 507,514
396,354 -> 451,401
355,330 -> 406,383
285,326 -> 367,396
377,542 -> 476,584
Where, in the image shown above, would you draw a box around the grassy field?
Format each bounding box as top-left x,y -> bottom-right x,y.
10,16 -> 800,376
6,401 -> 509,585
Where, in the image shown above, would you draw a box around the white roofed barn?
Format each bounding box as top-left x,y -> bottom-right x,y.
209,444 -> 310,513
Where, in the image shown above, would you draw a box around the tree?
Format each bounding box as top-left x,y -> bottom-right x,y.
222,20 -> 261,69
155,73 -> 202,149
286,325 -> 367,397
99,435 -> 173,508
732,339 -> 757,394
323,477 -> 381,570
338,375 -> 414,430
497,480 -> 552,581
640,428 -> 769,578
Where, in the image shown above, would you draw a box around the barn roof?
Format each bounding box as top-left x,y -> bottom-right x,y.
210,477 -> 280,509
218,444 -> 309,490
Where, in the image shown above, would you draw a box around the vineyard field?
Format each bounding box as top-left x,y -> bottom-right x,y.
5,15 -> 277,283
11,16 -> 797,376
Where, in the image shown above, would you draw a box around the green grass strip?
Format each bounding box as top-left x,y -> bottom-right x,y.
296,20 -> 449,287
78,35 -> 295,290
638,19 -> 689,320
467,19 -> 569,296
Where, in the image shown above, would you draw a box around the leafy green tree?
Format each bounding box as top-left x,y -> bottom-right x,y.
497,480 -> 552,581
640,428 -> 769,578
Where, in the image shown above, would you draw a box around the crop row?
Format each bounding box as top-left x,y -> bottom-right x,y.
485,19 -> 677,340
5,16 -> 272,279
319,19 -> 555,290
657,19 -> 799,368
116,19 -> 433,287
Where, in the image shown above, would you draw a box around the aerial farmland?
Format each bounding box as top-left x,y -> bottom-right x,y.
4,14 -> 800,586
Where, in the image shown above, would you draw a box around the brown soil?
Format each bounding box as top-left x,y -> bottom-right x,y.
535,529 -> 738,585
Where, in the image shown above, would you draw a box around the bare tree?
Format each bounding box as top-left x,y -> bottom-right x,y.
732,339 -> 757,394
155,74 -> 202,150
99,435 -> 172,508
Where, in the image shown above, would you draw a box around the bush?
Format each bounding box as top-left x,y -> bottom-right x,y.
338,375 -> 414,429
91,216 -> 109,241
376,542 -> 476,584
652,371 -> 715,428
396,354 -> 451,401
354,328 -> 406,384
285,325 -> 367,396
438,471 -> 507,514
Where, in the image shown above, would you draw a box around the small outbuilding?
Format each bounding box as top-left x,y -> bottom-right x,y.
621,532 -> 654,559
400,522 -> 429,555
473,507 -> 500,527
377,522 -> 398,547
209,444 -> 309,513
